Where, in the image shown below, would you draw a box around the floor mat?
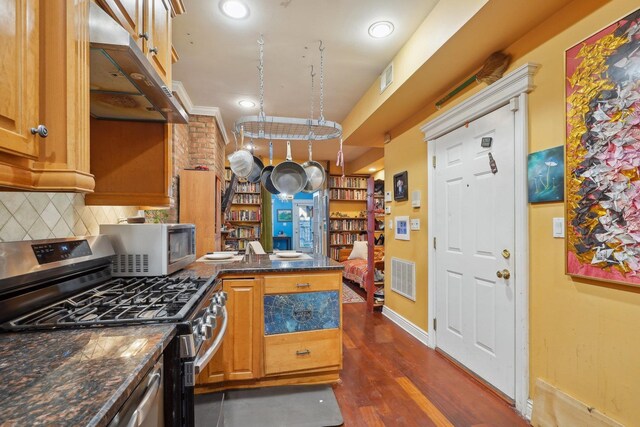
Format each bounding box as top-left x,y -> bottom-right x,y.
197,385 -> 343,427
342,283 -> 365,304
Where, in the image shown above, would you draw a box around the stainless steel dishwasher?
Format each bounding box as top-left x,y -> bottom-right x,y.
108,355 -> 165,427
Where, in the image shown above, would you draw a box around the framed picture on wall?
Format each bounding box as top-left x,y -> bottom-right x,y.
565,8 -> 640,286
277,209 -> 292,222
395,216 -> 410,240
527,146 -> 564,203
393,171 -> 408,201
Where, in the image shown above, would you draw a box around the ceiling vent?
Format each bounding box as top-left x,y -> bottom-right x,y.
380,62 -> 393,93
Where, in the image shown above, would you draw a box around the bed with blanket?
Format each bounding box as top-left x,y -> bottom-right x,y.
338,246 -> 384,288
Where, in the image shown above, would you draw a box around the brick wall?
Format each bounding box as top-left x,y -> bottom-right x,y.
164,115 -> 226,247
188,115 -> 225,177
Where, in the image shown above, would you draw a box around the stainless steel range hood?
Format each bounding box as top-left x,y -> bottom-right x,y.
89,3 -> 188,124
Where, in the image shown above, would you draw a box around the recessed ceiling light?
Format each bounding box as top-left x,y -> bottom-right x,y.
238,100 -> 255,108
368,21 -> 394,38
220,0 -> 249,19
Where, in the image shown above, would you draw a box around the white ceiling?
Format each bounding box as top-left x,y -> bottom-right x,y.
172,0 -> 439,162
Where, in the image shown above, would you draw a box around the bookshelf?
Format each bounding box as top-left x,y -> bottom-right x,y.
328,175 -> 368,260
223,167 -> 262,251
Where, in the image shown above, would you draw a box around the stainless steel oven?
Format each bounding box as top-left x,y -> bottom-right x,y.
100,224 -> 196,276
109,356 -> 165,427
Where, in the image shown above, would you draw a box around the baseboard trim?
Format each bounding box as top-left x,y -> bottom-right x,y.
525,399 -> 533,421
382,306 -> 429,346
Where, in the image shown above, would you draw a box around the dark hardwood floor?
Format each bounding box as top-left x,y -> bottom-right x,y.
333,301 -> 529,427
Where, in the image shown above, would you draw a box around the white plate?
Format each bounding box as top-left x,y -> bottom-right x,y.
276,251 -> 303,259
205,253 -> 234,260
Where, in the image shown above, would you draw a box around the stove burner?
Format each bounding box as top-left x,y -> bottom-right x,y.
8,276 -> 212,329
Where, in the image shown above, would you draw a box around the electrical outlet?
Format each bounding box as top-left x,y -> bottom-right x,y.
410,219 -> 420,230
388,219 -> 393,230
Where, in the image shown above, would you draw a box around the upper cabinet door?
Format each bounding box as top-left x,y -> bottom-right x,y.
146,0 -> 171,85
98,0 -> 145,50
0,0 -> 39,158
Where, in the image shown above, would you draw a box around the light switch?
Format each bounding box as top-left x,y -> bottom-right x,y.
553,217 -> 564,238
388,219 -> 393,230
410,219 -> 420,230
385,191 -> 392,202
411,191 -> 421,208
385,206 -> 391,214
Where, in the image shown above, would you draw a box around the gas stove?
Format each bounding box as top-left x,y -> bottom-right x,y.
0,235 -> 227,426
5,276 -> 214,330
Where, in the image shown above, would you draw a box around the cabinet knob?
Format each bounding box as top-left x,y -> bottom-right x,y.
30,125 -> 48,138
139,32 -> 149,40
149,47 -> 158,54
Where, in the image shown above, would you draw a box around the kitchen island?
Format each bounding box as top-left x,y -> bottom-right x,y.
177,254 -> 344,394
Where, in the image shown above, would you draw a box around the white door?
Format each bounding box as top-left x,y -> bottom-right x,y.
293,200 -> 314,253
433,104 -> 515,398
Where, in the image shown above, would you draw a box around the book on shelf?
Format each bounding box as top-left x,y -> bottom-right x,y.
329,176 -> 367,189
329,188 -> 367,200
225,209 -> 261,221
330,232 -> 366,245
329,219 -> 366,231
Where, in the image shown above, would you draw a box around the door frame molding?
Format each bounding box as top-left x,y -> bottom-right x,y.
420,63 -> 539,415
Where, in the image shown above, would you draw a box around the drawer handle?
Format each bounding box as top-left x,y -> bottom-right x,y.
296,349 -> 311,356
296,283 -> 311,288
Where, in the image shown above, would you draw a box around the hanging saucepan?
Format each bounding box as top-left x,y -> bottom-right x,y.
246,139 -> 264,184
302,141 -> 325,193
260,141 -> 280,195
271,141 -> 308,195
228,127 -> 253,179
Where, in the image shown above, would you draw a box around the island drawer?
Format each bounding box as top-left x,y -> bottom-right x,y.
264,329 -> 341,375
263,272 -> 341,294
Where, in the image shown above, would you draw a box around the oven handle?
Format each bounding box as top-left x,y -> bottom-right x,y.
125,366 -> 162,427
194,306 -> 228,374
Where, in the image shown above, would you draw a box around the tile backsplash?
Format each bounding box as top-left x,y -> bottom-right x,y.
0,192 -> 141,242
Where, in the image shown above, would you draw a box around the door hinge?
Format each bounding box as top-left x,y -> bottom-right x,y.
433,318 -> 437,331
433,237 -> 436,249
432,155 -> 436,168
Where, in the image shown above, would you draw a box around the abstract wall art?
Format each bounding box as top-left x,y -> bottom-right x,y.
528,146 -> 565,203
566,8 -> 640,285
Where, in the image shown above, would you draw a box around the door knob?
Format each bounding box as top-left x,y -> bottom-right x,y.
496,269 -> 511,280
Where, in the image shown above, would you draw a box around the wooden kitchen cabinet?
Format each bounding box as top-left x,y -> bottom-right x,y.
179,170 -> 222,257
147,0 -> 172,84
0,0 -> 40,160
0,0 -> 94,192
195,271 -> 342,393
86,119 -> 171,206
223,278 -> 263,381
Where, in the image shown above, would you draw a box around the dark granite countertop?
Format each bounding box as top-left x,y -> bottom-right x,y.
174,253 -> 344,280
0,325 -> 176,427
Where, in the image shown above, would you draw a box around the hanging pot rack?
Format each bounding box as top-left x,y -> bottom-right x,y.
234,37 -> 342,142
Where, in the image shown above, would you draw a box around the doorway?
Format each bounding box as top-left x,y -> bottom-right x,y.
293,200 -> 314,252
423,63 -> 537,415
433,103 -> 515,399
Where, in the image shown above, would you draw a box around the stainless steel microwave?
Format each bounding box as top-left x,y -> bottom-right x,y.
99,223 -> 196,276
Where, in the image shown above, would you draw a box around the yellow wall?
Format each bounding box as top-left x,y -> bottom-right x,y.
384,132 -> 429,329
381,0 -> 640,424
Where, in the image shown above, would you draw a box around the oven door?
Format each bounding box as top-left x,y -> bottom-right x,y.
167,225 -> 196,274
109,355 -> 164,427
